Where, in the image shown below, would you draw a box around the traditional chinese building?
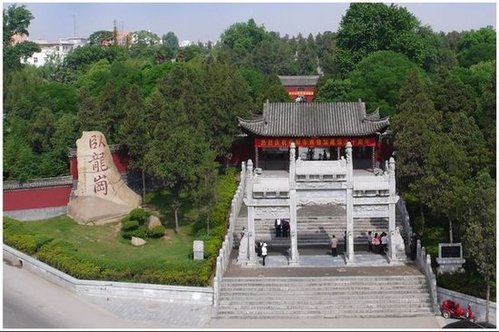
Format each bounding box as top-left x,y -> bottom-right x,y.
237,101 -> 391,171
278,75 -> 320,103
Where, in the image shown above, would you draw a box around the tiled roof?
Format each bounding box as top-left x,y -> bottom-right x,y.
3,176 -> 73,190
238,102 -> 389,137
278,75 -> 320,86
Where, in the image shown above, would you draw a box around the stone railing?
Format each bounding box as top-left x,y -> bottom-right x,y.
416,239 -> 439,314
396,197 -> 414,255
213,163 -> 246,307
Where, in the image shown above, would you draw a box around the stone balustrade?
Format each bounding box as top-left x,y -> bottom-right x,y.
213,163 -> 247,307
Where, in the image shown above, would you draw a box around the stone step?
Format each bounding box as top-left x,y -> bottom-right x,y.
218,296 -> 431,303
217,303 -> 433,311
215,311 -> 434,319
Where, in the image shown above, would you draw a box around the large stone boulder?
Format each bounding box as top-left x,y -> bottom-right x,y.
145,215 -> 162,230
67,131 -> 142,225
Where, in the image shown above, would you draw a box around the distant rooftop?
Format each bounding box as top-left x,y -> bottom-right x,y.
278,75 -> 320,87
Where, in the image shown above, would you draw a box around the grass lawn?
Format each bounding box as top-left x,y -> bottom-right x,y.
3,207 -> 201,273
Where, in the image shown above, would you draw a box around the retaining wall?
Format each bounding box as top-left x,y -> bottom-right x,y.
3,245 -> 213,306
437,287 -> 496,324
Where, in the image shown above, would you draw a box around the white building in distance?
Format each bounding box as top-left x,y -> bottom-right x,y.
22,37 -> 87,67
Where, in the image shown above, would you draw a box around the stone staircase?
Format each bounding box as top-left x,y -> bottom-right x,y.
216,275 -> 434,319
234,215 -> 404,247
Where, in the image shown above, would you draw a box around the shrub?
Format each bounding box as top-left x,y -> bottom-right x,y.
122,225 -> 148,239
4,234 -> 38,255
122,219 -> 139,231
36,240 -> 101,280
128,208 -> 150,225
147,225 -> 166,238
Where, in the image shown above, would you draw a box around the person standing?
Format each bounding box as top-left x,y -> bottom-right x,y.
367,231 -> 373,252
261,243 -> 268,266
330,235 -> 338,257
343,231 -> 347,253
372,233 -> 380,254
274,218 -> 282,238
380,232 -> 388,254
282,219 -> 290,237
410,233 -> 417,260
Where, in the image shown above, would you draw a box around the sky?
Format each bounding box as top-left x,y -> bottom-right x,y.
3,1 -> 497,43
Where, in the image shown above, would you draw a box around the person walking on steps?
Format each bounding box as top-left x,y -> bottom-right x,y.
367,230 -> 373,252
330,235 -> 338,257
261,243 -> 268,266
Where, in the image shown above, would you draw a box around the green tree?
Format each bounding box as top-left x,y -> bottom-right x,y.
63,44 -> 128,73
461,171 -> 496,322
391,69 -> 442,235
315,78 -> 352,102
201,62 -> 252,157
146,125 -> 217,233
315,31 -> 338,76
335,3 -> 430,73
416,136 -> 469,242
162,31 -> 179,52
346,50 -> 421,116
456,27 -> 496,67
117,84 -> 150,200
3,4 -> 40,74
131,30 -> 160,46
87,30 -> 114,45
432,73 -> 476,115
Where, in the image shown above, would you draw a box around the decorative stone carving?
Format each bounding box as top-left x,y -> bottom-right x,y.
67,131 -> 142,225
254,206 -> 290,219
353,205 -> 388,212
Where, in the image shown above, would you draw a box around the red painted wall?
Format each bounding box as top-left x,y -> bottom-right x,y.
70,150 -> 129,179
3,186 -> 72,211
284,86 -> 316,103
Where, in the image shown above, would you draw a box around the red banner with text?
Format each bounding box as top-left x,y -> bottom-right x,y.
255,137 -> 376,148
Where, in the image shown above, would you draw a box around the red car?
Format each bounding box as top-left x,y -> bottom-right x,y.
441,299 -> 475,322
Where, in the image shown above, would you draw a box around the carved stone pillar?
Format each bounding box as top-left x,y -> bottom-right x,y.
345,142 -> 355,263
388,157 -> 396,262
289,142 -> 300,266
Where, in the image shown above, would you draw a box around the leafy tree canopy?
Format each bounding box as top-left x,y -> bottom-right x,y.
335,3 -> 432,73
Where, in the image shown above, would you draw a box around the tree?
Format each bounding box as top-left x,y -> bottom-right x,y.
146,125 -> 217,233
162,32 -> 179,52
87,30 -> 114,46
315,78 -> 352,102
3,4 -> 40,73
217,18 -> 273,67
131,30 -> 160,46
391,69 -> 442,235
432,73 -> 476,115
315,31 -> 338,76
456,27 -> 496,67
346,50 -> 421,116
117,85 -> 149,200
334,3 -> 429,73
416,135 -> 469,242
461,171 -> 496,322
